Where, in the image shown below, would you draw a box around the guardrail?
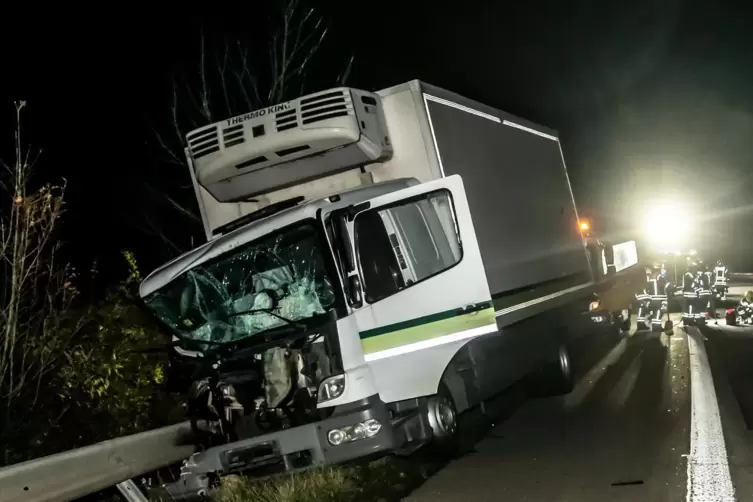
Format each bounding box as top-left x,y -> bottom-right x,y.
730,272 -> 753,281
0,421 -> 195,502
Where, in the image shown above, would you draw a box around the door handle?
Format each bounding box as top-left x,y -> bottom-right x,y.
456,302 -> 492,315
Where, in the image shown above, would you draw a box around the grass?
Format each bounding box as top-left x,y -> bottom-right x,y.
212,457 -> 415,502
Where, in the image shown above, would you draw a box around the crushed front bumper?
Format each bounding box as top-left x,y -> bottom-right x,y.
163,395 -> 397,500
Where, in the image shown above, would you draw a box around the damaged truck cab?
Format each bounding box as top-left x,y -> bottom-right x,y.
140,81 -> 630,499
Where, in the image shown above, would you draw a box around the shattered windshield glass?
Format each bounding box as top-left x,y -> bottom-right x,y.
143,222 -> 337,344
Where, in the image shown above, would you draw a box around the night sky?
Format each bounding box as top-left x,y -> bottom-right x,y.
4,0 -> 753,280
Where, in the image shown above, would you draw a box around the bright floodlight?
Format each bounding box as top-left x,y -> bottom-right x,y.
641,201 -> 691,251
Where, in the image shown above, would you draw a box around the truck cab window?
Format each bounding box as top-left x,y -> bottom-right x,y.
354,190 -> 462,303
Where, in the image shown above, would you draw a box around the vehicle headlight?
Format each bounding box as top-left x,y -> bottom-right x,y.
317,374 -> 346,404
589,300 -> 600,311
327,419 -> 382,446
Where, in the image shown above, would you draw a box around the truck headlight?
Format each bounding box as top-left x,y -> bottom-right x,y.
317,374 -> 346,404
589,300 -> 600,311
327,419 -> 382,446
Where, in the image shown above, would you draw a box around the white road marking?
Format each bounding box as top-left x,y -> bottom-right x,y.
607,347 -> 642,410
563,336 -> 627,410
686,327 -> 736,502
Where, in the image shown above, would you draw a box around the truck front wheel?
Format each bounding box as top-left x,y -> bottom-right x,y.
426,384 -> 459,454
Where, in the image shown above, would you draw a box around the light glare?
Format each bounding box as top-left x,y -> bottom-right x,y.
641,201 -> 692,251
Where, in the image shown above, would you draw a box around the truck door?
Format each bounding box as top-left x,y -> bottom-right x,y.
348,174 -> 496,402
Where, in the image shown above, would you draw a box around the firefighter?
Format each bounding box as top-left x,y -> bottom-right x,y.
660,262 -> 674,295
649,264 -> 670,331
703,263 -> 714,297
635,266 -> 652,330
736,291 -> 753,326
681,260 -> 698,325
703,262 -> 718,323
714,260 -> 729,301
695,261 -> 712,326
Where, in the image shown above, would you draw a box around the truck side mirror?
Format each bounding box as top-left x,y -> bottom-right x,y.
347,275 -> 363,309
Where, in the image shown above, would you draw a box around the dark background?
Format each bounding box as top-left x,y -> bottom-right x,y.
3,0 -> 753,281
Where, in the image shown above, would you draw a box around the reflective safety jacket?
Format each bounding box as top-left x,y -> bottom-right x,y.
649,273 -> 669,301
635,273 -> 652,302
682,271 -> 697,299
696,271 -> 712,298
715,265 -> 728,286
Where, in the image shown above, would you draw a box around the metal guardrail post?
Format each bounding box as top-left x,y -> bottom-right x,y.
0,421 -> 195,502
116,479 -> 149,502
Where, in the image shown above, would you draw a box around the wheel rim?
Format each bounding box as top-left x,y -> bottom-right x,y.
559,346 -> 571,380
438,397 -> 457,435
428,394 -> 457,438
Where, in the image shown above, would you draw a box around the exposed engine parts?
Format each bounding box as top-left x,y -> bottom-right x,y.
185,338 -> 335,447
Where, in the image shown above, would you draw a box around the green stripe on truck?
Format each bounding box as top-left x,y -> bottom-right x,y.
360,307 -> 497,355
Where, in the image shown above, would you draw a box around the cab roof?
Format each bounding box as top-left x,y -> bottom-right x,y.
140,177 -> 417,297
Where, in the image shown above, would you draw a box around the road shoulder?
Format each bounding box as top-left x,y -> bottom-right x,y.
701,324 -> 753,500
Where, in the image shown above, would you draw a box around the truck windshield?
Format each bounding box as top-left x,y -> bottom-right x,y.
143,222 -> 337,345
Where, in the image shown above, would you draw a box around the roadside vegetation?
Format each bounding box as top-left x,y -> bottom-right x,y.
1,1 -> 347,467
0,102 -> 182,465
0,1 -> 414,499
212,458 -> 424,502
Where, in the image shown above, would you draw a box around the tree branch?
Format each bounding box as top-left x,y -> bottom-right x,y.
146,0 -> 353,255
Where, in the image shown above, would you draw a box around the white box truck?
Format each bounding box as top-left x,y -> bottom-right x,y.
140,80 -> 631,498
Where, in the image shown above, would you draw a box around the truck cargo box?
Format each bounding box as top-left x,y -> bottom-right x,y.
372,81 -> 593,305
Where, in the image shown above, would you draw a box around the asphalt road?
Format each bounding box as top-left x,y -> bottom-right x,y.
408,300 -> 753,502
701,319 -> 753,501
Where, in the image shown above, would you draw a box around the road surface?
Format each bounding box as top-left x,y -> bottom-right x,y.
408,307 -> 753,502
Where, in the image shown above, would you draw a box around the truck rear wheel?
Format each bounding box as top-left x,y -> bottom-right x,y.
620,309 -> 631,333
537,344 -> 574,396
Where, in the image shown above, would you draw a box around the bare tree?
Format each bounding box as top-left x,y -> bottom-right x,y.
0,102 -> 77,464
139,0 -> 354,253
